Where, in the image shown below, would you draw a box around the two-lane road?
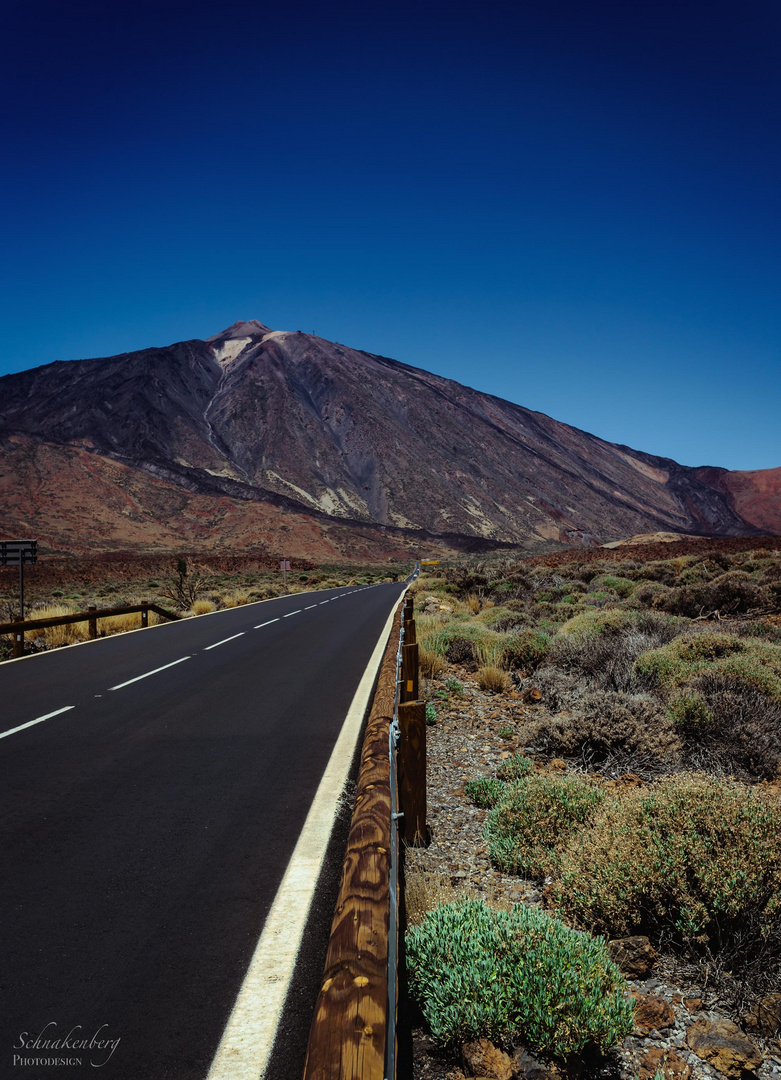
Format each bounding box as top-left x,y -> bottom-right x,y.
0,580 -> 406,1078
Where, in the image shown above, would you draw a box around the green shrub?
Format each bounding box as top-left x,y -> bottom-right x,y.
445,678 -> 465,696
553,774 -> 781,958
549,610 -> 684,693
423,621 -> 507,666
558,608 -> 636,638
425,702 -> 437,726
496,752 -> 533,781
667,692 -> 712,727
592,575 -> 636,598
635,633 -> 781,704
464,777 -> 504,808
406,898 -> 634,1055
650,571 -> 768,618
502,630 -> 550,672
486,774 -> 605,877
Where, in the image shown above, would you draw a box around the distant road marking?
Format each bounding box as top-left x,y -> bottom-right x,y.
109,656 -> 191,689
304,605 -> 317,610
254,618 -> 280,629
204,633 -> 245,651
319,600 -> 329,605
0,705 -> 75,741
283,610 -> 302,618
206,592 -> 404,1080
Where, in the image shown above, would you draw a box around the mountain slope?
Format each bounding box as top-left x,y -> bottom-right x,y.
0,320 -> 775,554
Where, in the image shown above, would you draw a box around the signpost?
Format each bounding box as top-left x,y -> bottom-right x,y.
0,540 -> 37,619
280,559 -> 291,588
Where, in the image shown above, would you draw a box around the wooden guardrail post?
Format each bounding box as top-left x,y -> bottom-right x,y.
401,642 -> 418,702
397,700 -> 426,846
141,603 -> 149,628
87,605 -> 98,639
302,603 -> 404,1080
12,617 -> 24,659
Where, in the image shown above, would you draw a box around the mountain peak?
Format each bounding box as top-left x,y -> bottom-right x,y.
206,319 -> 272,343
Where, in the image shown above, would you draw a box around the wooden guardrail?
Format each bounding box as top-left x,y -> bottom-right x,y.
303,591 -> 426,1080
0,602 -> 181,658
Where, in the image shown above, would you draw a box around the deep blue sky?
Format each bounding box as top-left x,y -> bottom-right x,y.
2,0 -> 779,470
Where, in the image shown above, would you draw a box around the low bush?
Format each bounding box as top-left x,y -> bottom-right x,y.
465,777 -> 504,808
673,673 -> 781,779
496,752 -> 533,781
549,611 -> 684,693
635,632 -> 781,704
553,774 -> 781,963
650,571 -> 769,618
517,692 -> 681,772
591,575 -> 636,598
502,630 -> 550,672
486,774 -> 605,877
406,898 -> 634,1055
445,636 -> 477,664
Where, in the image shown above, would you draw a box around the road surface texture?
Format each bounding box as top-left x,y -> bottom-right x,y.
0,580 -> 406,1079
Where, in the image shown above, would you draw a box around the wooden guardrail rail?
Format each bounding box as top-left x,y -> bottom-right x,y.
303,590 -> 426,1080
0,602 -> 181,658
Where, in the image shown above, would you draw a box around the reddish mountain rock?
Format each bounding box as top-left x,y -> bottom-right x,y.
0,320 -> 775,555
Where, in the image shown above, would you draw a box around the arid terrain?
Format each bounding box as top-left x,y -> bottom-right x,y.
404,535 -> 781,1080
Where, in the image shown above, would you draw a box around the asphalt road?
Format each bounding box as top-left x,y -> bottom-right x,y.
0,580 -> 406,1079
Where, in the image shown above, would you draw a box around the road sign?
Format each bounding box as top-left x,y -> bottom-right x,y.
279,560 -> 291,571
420,559 -> 440,565
1,540 -> 37,620
0,540 -> 37,565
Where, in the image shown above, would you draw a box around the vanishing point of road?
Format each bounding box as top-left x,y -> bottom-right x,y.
0,580 -> 406,1079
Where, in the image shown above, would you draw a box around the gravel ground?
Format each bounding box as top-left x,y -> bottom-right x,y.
406,660 -> 781,1080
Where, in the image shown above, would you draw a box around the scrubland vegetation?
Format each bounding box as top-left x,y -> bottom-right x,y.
406,541 -> 781,1068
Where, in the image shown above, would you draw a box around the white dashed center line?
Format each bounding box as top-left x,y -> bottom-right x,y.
109,656 -> 192,689
304,605 -> 317,610
254,618 -> 280,629
319,600 -> 329,605
0,705 -> 75,740
283,610 -> 302,618
204,633 -> 245,651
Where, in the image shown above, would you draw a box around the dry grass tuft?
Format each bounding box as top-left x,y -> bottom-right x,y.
31,605 -> 89,646
191,599 -> 217,615
477,665 -> 510,693
419,647 -> 446,678
221,591 -> 249,609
